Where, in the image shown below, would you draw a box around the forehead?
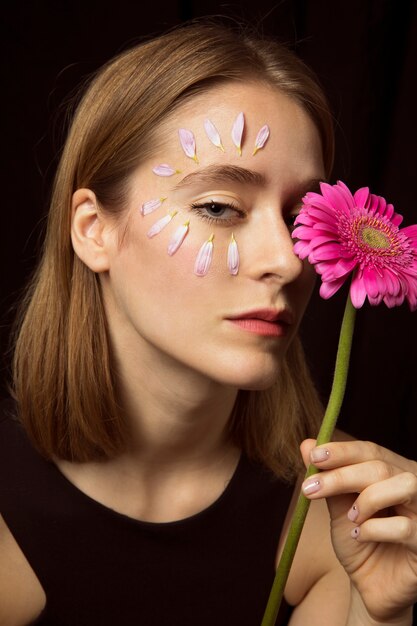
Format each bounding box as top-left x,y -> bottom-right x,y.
150,81 -> 324,186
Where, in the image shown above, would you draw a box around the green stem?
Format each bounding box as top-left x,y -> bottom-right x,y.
261,294 -> 357,626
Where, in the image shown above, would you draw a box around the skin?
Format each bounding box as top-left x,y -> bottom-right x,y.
0,82 -> 416,625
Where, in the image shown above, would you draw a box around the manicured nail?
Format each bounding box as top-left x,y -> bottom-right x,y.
351,526 -> 360,539
310,447 -> 330,463
347,504 -> 359,522
302,478 -> 321,495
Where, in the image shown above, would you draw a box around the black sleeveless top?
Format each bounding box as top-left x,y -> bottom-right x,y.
0,407 -> 294,625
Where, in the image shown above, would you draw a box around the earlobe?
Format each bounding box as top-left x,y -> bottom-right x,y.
71,188 -> 110,273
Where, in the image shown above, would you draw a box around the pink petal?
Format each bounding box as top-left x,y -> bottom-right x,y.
178,129 -> 198,163
141,197 -> 166,216
147,211 -> 177,238
227,233 -> 239,275
231,112 -> 244,156
309,242 -> 343,262
253,124 -> 270,155
204,119 -> 224,151
353,187 -> 370,209
320,182 -> 352,215
319,278 -> 346,299
363,267 -> 381,299
167,221 -> 189,256
152,164 -> 179,177
194,235 -> 214,276
293,240 -> 311,260
350,271 -> 367,308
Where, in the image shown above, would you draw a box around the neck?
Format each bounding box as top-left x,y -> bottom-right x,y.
113,339 -> 239,471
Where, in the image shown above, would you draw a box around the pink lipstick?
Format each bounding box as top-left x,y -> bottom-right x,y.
225,308 -> 293,337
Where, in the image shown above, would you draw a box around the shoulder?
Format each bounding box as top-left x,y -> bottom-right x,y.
280,479 -> 350,625
0,399 -> 46,624
0,515 -> 46,625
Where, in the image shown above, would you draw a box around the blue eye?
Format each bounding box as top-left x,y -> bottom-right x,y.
190,200 -> 245,225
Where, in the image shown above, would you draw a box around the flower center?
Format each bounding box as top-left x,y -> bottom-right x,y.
360,226 -> 391,249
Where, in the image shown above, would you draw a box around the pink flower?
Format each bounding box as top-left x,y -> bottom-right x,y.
292,181 -> 417,310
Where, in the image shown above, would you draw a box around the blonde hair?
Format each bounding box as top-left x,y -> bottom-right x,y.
12,21 -> 331,477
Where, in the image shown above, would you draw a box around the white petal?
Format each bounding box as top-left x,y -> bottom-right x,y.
227,233 -> 239,275
231,112 -> 245,156
204,119 -> 224,151
147,211 -> 177,238
178,129 -> 198,163
141,197 -> 166,216
253,124 -> 270,155
194,235 -> 214,276
167,222 -> 189,255
152,164 -> 179,176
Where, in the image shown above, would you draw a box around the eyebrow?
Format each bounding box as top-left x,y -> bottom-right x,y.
173,164 -> 267,191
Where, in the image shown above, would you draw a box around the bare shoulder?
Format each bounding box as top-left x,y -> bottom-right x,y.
280,479 -> 350,626
0,514 -> 45,626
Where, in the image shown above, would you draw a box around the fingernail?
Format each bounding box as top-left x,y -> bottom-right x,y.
351,526 -> 360,539
347,504 -> 359,522
302,478 -> 321,495
310,447 -> 330,463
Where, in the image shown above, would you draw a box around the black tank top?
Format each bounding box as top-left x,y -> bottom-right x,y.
0,406 -> 294,625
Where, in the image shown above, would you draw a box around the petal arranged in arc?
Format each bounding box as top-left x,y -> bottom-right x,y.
152,164 -> 179,177
204,119 -> 224,151
231,112 -> 245,155
178,129 -> 198,163
167,221 -> 190,255
227,233 -> 239,275
147,211 -> 177,238
252,124 -> 270,155
194,235 -> 214,276
141,197 -> 166,216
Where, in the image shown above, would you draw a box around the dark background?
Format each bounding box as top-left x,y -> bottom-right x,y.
1,0 -> 416,460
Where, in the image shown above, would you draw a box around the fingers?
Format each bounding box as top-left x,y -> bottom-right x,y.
307,439 -> 417,475
351,516 -> 417,552
301,459 -> 402,498
348,473 -> 417,523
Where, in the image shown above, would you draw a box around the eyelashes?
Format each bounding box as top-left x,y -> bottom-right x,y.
189,200 -> 246,225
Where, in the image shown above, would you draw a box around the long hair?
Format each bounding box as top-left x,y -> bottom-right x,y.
12,21 -> 332,477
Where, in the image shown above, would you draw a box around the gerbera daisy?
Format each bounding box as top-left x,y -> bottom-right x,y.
292,181 -> 417,309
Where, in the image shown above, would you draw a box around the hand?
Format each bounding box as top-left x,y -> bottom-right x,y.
300,439 -> 417,624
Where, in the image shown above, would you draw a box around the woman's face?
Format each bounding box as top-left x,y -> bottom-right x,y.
100,81 -> 325,390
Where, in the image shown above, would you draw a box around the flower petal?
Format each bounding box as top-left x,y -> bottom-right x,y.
349,271 -> 367,308
353,187 -> 370,209
204,119 -> 224,151
227,233 -> 239,275
252,124 -> 270,155
178,129 -> 198,163
141,197 -> 166,216
319,278 -> 346,299
167,221 -> 189,255
231,112 -> 244,156
152,164 -> 180,177
194,235 -> 214,276
147,211 -> 177,238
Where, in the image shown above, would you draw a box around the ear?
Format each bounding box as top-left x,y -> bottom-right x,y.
71,189 -> 110,273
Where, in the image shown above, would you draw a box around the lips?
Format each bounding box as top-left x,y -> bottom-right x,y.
225,308 -> 294,337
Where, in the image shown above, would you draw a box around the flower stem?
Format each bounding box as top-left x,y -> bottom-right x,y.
261,294 -> 357,626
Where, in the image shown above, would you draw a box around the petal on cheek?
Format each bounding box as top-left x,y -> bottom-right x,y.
194,235 -> 214,277
167,222 -> 190,256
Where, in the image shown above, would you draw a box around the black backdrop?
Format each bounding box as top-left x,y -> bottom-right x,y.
1,1 -> 416,456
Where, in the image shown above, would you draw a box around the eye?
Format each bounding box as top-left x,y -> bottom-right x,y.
190,200 -> 245,225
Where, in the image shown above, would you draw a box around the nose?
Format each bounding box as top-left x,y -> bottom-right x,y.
245,213 -> 304,284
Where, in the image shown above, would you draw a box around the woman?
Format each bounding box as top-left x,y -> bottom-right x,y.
1,22 -> 416,625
